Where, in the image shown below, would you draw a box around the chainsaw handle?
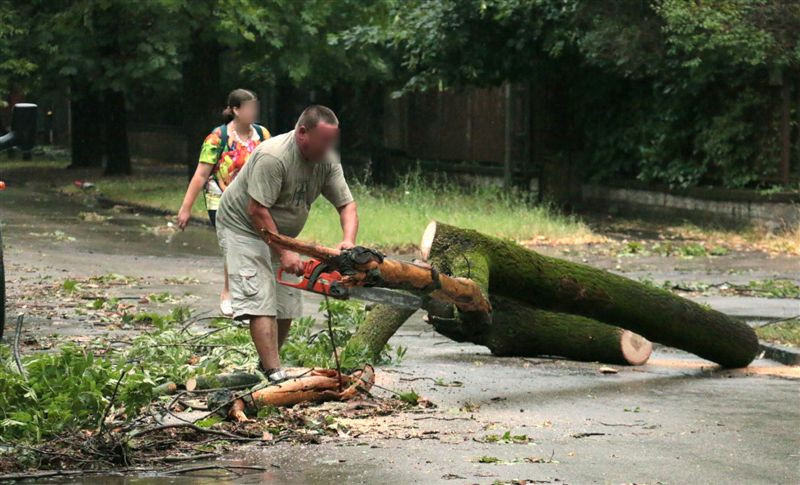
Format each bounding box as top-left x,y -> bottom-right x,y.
277,264 -> 309,289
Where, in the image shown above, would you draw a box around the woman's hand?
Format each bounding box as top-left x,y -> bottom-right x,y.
177,206 -> 192,230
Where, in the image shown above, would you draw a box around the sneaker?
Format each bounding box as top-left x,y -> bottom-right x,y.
220,298 -> 233,317
267,369 -> 288,383
258,362 -> 289,384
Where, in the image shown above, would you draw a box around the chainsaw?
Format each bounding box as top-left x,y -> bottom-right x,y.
277,258 -> 422,309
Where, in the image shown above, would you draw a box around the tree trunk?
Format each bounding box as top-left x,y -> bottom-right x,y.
102,90 -> 131,175
269,230 -> 652,366
0,222 -> 4,340
182,36 -> 222,177
430,295 -> 652,365
779,74 -> 791,184
348,299 -> 652,366
346,304 -> 418,361
68,88 -> 103,168
185,372 -> 262,392
421,221 -> 759,368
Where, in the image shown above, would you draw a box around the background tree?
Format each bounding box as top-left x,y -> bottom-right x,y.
349,0 -> 799,192
0,1 -> 37,108
26,0 -> 184,174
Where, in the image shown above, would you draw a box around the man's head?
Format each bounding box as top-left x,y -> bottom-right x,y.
295,105 -> 339,163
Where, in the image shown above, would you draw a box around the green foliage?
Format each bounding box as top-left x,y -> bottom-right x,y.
1,299 -> 405,444
280,299 -> 399,370
61,279 -> 79,292
348,0 -> 800,188
484,430 -> 529,444
303,168 -> 596,247
395,389 -> 420,405
745,279 -> 800,299
756,318 -> 800,346
0,345 -> 118,442
0,1 -> 37,101
0,308 -> 250,443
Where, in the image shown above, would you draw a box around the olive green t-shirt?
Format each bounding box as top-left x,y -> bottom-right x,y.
216,130 -> 354,238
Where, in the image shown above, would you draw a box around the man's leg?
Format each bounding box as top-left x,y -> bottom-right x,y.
277,318 -> 292,348
249,315 -> 280,370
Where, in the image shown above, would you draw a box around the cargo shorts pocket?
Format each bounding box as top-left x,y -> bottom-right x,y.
239,268 -> 261,297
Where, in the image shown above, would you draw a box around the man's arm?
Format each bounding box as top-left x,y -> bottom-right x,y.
247,197 -> 304,274
336,201 -> 359,250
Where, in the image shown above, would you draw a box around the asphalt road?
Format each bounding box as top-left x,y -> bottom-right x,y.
1,181 -> 798,485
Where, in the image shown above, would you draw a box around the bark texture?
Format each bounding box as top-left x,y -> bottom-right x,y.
422,221 -> 759,368
346,304 -> 418,362
431,295 -> 652,365
209,366 -> 376,421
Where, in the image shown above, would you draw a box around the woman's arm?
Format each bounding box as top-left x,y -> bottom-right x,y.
177,163 -> 213,230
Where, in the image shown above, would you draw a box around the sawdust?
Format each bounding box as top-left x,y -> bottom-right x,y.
645,358 -> 800,379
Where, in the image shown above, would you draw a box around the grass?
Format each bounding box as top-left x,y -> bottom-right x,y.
89,174 -> 207,217
756,319 -> 800,347
301,172 -> 598,249
51,161 -> 597,250
12,156 -> 797,253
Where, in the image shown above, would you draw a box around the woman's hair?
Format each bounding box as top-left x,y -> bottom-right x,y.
222,89 -> 257,123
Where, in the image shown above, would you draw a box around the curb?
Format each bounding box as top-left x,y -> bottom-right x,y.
759,341 -> 800,366
95,195 -> 214,228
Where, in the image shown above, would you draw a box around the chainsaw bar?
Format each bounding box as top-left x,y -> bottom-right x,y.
342,286 -> 423,310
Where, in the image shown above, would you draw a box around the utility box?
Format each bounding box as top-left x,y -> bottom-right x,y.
0,103 -> 38,151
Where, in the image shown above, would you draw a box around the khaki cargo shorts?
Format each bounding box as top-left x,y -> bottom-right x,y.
216,226 -> 303,321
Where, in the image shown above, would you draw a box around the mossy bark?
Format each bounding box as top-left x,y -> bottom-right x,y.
186,372 -> 262,391
430,295 -> 651,365
346,304 -> 418,362
347,297 -> 650,366
422,222 -> 759,368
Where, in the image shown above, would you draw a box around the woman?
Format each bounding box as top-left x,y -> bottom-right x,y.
177,88 -> 270,316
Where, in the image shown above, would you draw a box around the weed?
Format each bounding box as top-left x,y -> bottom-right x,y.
62,279 -> 79,292
0,301 -> 392,445
756,319 -> 800,347
485,431 -> 530,444
396,389 -> 420,405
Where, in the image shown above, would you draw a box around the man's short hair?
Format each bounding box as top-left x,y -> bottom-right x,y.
296,105 -> 339,130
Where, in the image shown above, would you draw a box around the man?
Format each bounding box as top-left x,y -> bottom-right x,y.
215,105 -> 358,382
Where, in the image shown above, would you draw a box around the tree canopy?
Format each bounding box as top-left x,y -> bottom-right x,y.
2,0 -> 797,188
347,0 -> 800,188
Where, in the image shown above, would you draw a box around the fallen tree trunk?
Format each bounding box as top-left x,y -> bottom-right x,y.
347,298 -> 652,365
270,232 -> 652,366
430,295 -> 652,365
210,366 -> 375,422
421,221 -> 759,368
185,372 -> 262,392
347,304 -> 417,361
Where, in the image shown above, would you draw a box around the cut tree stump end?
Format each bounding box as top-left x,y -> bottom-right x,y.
420,220 -> 438,261
620,330 -> 653,365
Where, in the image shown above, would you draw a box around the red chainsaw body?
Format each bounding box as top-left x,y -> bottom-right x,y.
277,258 -> 346,297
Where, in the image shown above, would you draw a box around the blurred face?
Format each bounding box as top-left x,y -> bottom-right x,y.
233,99 -> 259,125
296,122 -> 339,162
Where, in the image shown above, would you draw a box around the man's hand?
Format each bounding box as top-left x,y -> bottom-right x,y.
336,240 -> 355,250
177,207 -> 191,230
280,250 -> 304,275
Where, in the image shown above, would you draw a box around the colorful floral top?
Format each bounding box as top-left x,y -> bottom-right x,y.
198,123 -> 270,210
